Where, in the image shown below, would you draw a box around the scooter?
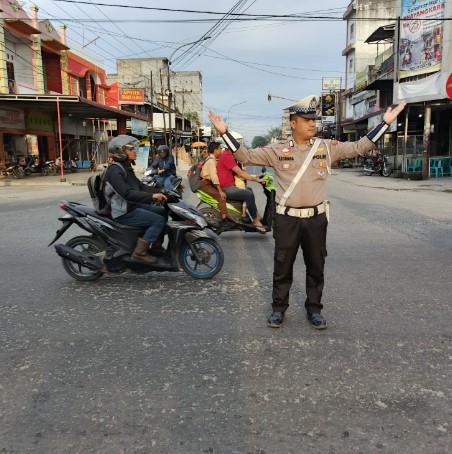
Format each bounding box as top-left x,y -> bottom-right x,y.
23,155 -> 57,176
196,169 -> 277,235
142,166 -> 183,197
49,190 -> 224,281
363,156 -> 393,177
1,161 -> 25,178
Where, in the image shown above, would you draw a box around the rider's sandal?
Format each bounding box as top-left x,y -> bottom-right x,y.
254,224 -> 267,234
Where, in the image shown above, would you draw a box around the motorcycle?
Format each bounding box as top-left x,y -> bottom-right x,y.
196,168 -> 277,235
55,157 -> 78,173
23,155 -> 58,176
363,155 -> 393,177
48,190 -> 224,281
142,166 -> 183,197
0,161 -> 25,178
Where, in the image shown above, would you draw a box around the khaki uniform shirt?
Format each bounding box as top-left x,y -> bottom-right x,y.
232,136 -> 374,208
200,156 -> 220,186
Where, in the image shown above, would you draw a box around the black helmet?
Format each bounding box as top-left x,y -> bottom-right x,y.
157,144 -> 170,154
108,135 -> 140,162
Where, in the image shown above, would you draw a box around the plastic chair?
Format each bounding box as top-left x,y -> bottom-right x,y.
443,158 -> 452,177
430,159 -> 443,178
406,157 -> 422,172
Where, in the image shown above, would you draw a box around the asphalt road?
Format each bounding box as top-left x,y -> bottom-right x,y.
0,172 -> 451,453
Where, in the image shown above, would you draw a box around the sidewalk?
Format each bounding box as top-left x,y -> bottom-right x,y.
331,168 -> 452,193
1,164 -> 451,192
0,160 -> 192,188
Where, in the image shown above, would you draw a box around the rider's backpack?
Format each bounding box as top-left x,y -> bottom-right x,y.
87,162 -> 126,216
187,160 -> 206,193
187,162 -> 204,192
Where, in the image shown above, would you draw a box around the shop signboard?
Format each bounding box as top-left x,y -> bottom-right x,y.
322,77 -> 341,91
131,118 -> 148,136
118,88 -> 145,105
27,111 -> 53,132
399,0 -> 445,79
0,109 -> 25,129
446,73 -> 452,99
321,93 -> 336,124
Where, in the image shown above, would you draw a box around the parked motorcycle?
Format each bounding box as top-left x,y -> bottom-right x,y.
196,168 -> 277,234
55,157 -> 78,173
142,166 -> 183,196
49,190 -> 224,281
363,155 -> 393,177
0,161 -> 25,178
23,155 -> 58,176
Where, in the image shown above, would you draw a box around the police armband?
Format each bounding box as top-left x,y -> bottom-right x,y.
221,130 -> 240,153
367,121 -> 389,144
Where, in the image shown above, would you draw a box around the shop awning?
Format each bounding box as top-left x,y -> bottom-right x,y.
365,24 -> 395,44
0,94 -> 149,121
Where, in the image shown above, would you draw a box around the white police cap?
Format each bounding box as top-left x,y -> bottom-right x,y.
285,95 -> 320,119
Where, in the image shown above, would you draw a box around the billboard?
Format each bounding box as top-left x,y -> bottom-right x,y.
321,93 -> 336,124
322,77 -> 341,91
118,88 -> 145,104
399,0 -> 445,78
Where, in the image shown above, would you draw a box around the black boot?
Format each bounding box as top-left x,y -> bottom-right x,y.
131,238 -> 157,264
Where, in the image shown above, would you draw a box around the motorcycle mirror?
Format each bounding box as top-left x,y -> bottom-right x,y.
261,167 -> 266,173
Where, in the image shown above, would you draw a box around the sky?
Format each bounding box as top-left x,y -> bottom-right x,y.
24,0 -> 350,143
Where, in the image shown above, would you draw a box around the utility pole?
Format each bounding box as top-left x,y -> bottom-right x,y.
159,68 -> 167,146
150,72 -> 155,149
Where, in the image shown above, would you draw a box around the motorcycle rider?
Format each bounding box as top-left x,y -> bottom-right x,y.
151,144 -> 177,191
200,142 -> 234,229
216,147 -> 267,233
104,135 -> 168,265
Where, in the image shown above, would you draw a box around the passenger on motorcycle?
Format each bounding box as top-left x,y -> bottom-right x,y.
216,147 -> 266,233
200,142 -> 235,229
104,135 -> 168,265
151,145 -> 177,191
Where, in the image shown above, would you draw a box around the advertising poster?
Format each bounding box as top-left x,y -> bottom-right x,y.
399,0 -> 445,78
134,145 -> 150,173
321,93 -> 336,124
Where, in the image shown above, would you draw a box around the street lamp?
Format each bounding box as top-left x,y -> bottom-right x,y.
227,100 -> 247,128
166,36 -> 211,164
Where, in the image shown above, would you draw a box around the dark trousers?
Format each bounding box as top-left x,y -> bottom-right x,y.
272,212 -> 328,315
223,185 -> 258,219
116,204 -> 167,243
200,180 -> 227,218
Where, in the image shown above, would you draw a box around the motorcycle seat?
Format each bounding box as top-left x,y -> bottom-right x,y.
77,205 -> 144,231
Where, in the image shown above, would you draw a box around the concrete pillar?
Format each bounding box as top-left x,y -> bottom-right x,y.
422,102 -> 431,179
59,25 -> 69,95
0,19 -> 9,94
30,5 -> 45,93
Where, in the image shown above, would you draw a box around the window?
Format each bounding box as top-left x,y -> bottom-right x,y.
349,58 -> 354,73
349,23 -> 354,41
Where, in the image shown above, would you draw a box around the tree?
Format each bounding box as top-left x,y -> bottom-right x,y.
251,136 -> 268,148
251,126 -> 282,148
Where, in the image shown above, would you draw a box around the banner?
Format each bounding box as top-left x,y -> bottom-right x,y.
321,93 -> 336,124
118,88 -> 145,104
399,0 -> 445,78
131,118 -> 148,136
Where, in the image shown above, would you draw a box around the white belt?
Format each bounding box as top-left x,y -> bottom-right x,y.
276,202 -> 326,219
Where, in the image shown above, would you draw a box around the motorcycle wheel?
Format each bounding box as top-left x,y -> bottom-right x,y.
12,167 -> 25,179
179,238 -> 224,279
62,236 -> 106,281
48,165 -> 57,176
364,170 -> 373,176
382,166 -> 392,177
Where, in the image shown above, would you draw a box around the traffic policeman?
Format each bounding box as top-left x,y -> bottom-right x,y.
208,96 -> 406,330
